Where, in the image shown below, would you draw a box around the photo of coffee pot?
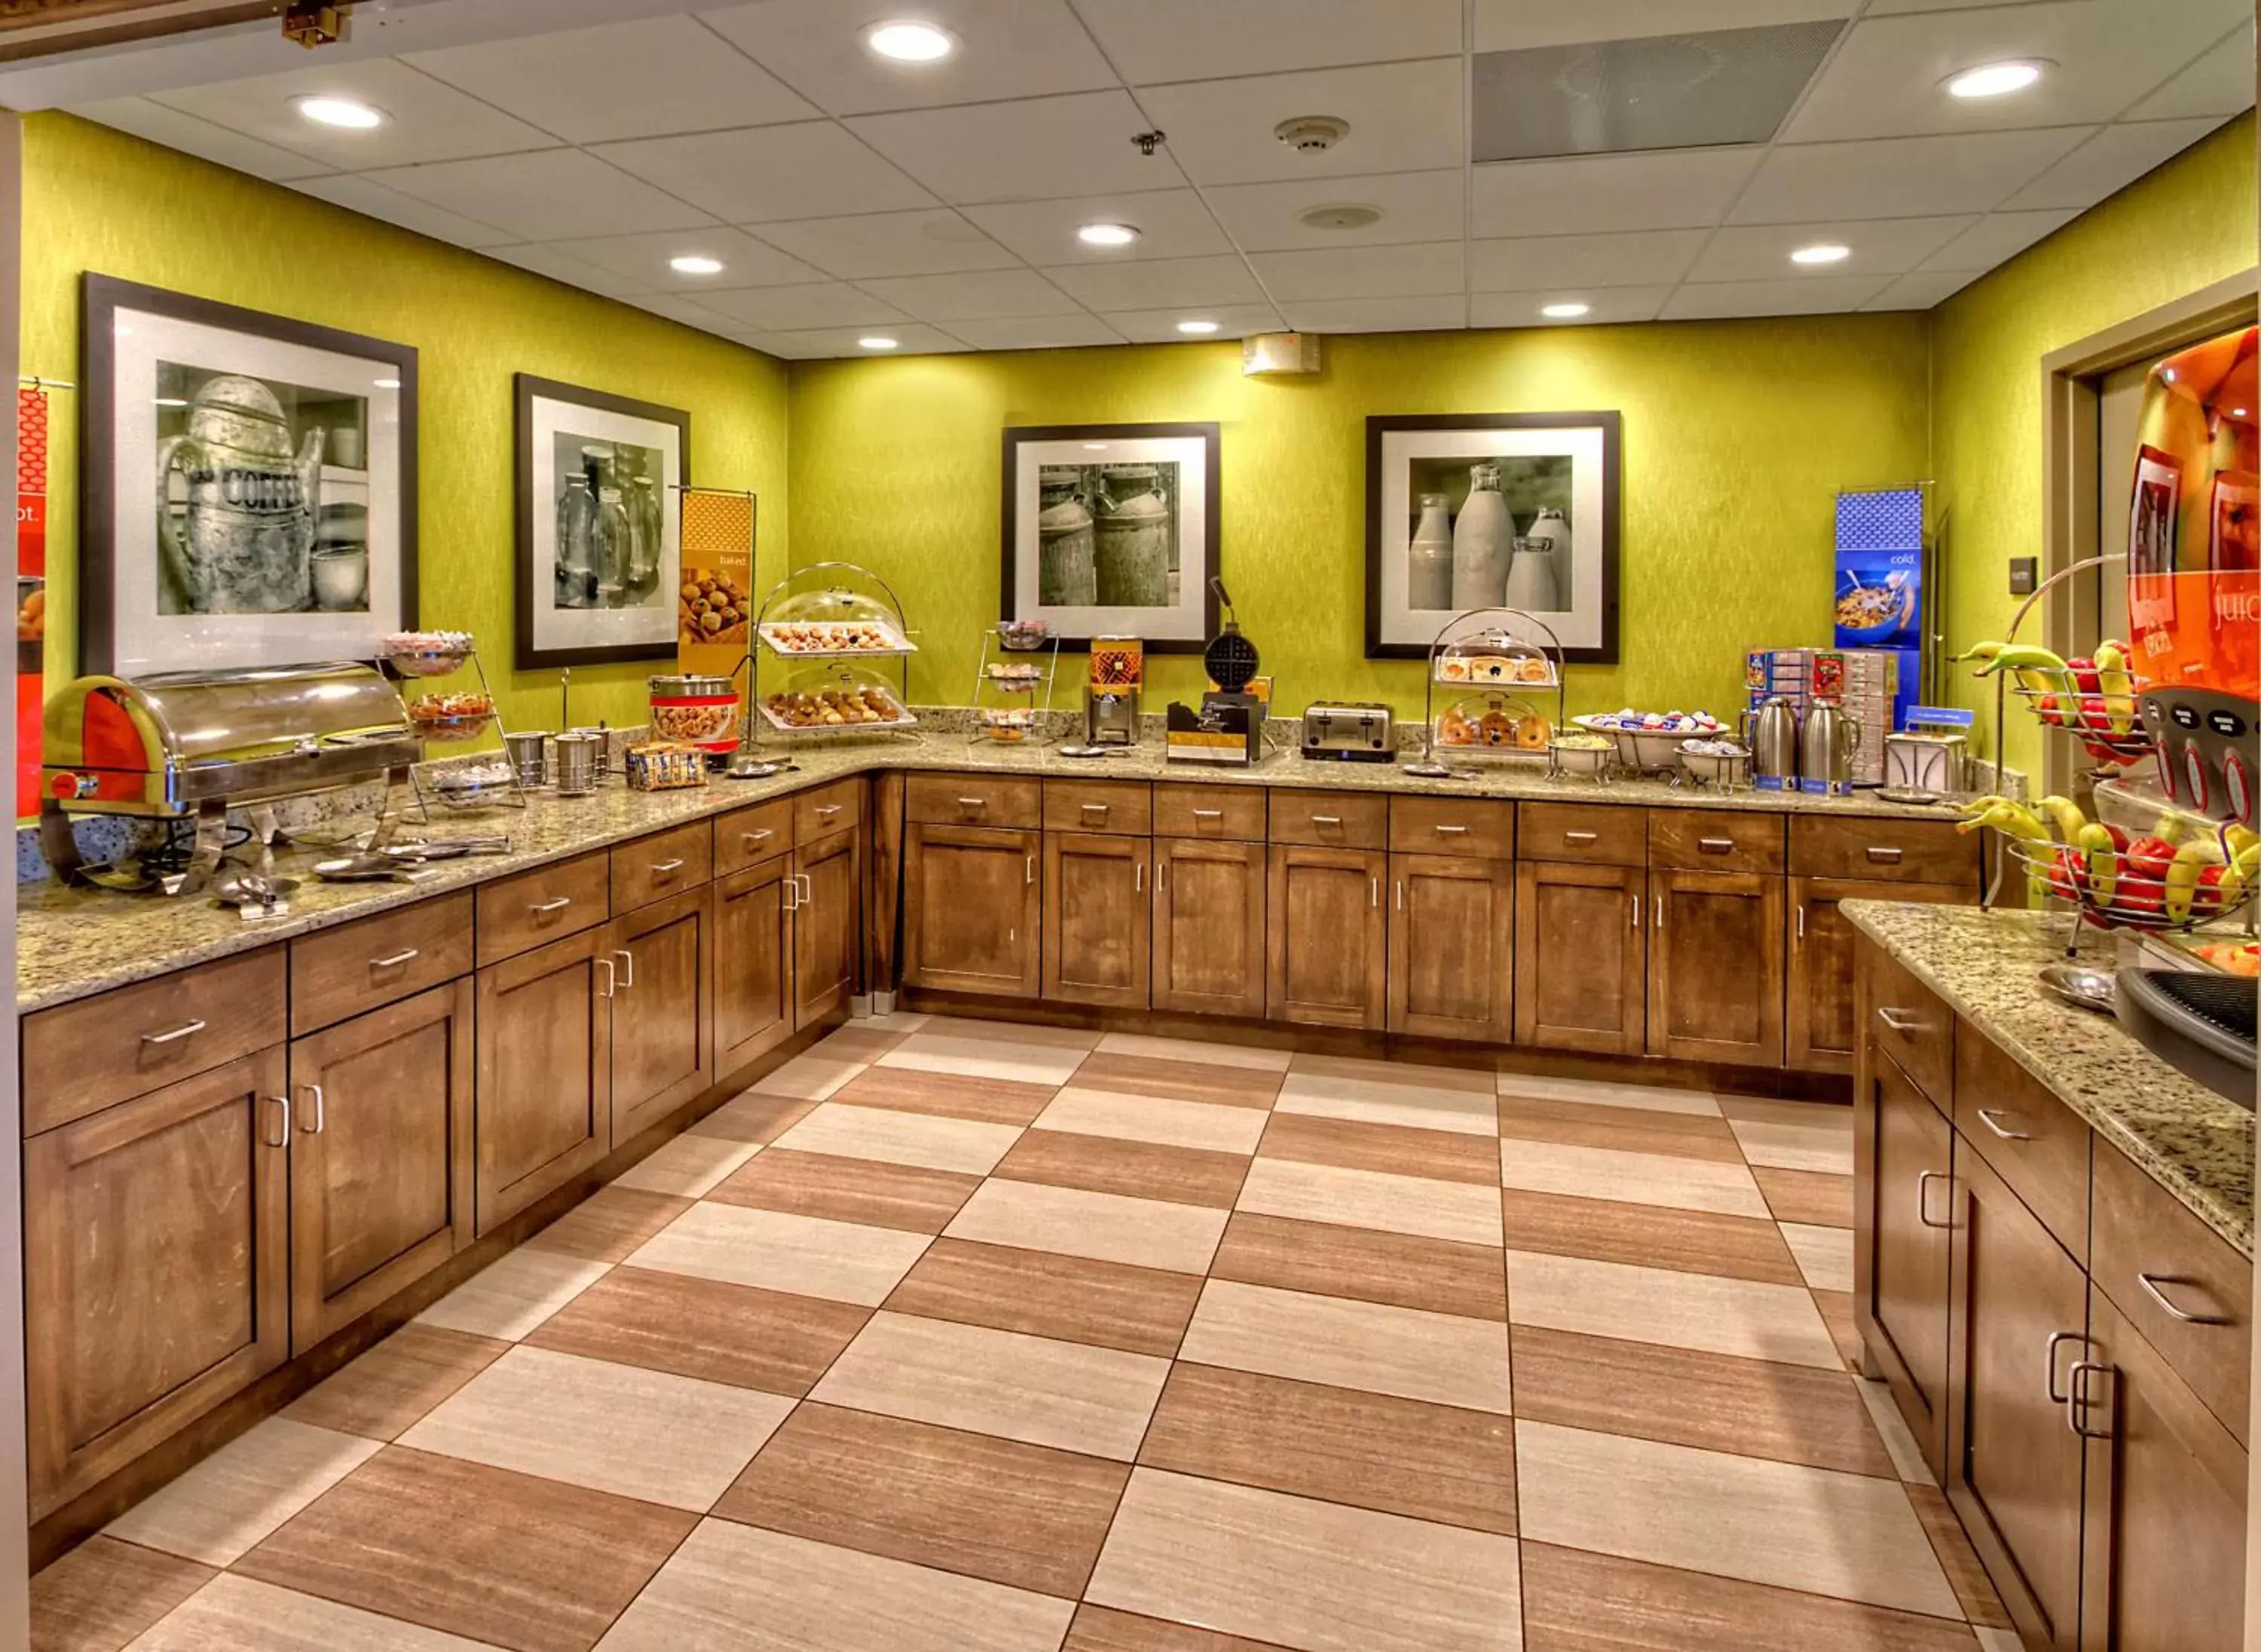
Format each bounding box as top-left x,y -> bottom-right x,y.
155,374 -> 325,614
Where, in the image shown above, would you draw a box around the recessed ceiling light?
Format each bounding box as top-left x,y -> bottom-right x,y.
372,378 -> 400,390
1945,60 -> 2048,99
858,336 -> 900,350
1176,320 -> 1220,335
669,255 -> 725,276
1078,222 -> 1140,249
1540,301 -> 1591,320
295,95 -> 384,130
1791,243 -> 1852,266
864,20 -> 954,63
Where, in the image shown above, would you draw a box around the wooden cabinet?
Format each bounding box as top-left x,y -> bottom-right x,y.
1789,877 -> 1971,1073
290,894 -> 473,1037
1267,845 -> 1387,1029
286,982 -> 473,1356
1513,860 -> 1645,1054
1646,868 -> 1783,1066
1387,853 -> 1512,1043
473,928 -> 612,1235
610,818 -> 712,913
714,854 -> 794,1076
1856,1050 -> 1955,1482
1152,837 -> 1266,1019
1043,831 -> 1150,1009
607,886 -> 715,1143
474,850 -> 610,967
904,822 -> 1039,998
26,1050 -> 289,1520
794,825 -> 860,1027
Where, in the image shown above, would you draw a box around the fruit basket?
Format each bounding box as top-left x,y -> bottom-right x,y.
383,630 -> 476,678
1966,788 -> 2257,935
1954,554 -> 2155,780
1574,711 -> 1732,773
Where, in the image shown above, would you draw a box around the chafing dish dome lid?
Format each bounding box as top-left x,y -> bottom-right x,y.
46,660 -> 412,772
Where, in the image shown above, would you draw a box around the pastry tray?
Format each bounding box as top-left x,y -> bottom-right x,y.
757,697 -> 919,735
758,620 -> 917,659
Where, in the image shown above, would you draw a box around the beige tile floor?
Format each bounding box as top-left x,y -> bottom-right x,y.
35,1014 -> 2025,1652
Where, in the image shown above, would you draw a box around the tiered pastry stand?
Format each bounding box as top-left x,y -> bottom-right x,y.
750,561 -> 921,742
1404,607 -> 1567,779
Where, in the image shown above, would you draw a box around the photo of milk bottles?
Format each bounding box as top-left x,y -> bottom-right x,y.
1403,453 -> 1576,613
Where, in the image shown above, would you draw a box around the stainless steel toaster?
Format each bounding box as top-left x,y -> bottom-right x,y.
1299,702 -> 1396,763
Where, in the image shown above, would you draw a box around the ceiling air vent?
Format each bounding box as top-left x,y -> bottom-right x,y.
1298,203 -> 1383,231
1472,20 -> 1844,162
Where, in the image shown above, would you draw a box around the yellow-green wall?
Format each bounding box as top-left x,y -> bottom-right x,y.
788,317 -> 1932,724
20,112 -> 790,736
1932,113 -> 2258,779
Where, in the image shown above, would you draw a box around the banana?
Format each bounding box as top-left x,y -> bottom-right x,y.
2165,839 -> 2227,922
1974,644 -> 2067,678
2076,823 -> 2119,907
2035,794 -> 2088,843
1959,801 -> 2051,843
2226,824 -> 2257,859
1952,641 -> 2006,667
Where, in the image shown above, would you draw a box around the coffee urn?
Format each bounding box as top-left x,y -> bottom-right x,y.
1747,695 -> 1801,792
1798,697 -> 1861,796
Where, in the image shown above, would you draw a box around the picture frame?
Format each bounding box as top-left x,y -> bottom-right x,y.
81,274 -> 419,676
1001,421 -> 1220,652
1364,411 -> 1621,662
514,373 -> 690,671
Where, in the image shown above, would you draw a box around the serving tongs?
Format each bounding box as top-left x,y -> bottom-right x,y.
314,835 -> 512,884
385,834 -> 512,862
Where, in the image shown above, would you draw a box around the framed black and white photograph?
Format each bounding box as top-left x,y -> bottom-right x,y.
1366,412 -> 1621,662
1002,422 -> 1219,651
515,374 -> 687,670
82,274 -> 418,675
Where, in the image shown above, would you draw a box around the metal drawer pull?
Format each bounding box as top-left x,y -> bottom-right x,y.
1875,1005 -> 1926,1035
2138,1272 -> 2229,1325
265,1094 -> 291,1148
815,803 -> 843,817
371,947 -> 420,969
743,828 -> 774,844
1865,846 -> 1905,864
1975,1107 -> 2031,1142
531,896 -> 574,914
957,797 -> 986,808
142,1019 -> 207,1045
1433,823 -> 1468,835
596,957 -> 615,999
1192,808 -> 1223,819
2045,1329 -> 2085,1402
1082,801 -> 1109,812
1564,830 -> 1599,844
1312,814 -> 1343,827
2067,1360 -> 2113,1438
1026,856 -> 1036,886
299,1083 -> 325,1136
1916,1170 -> 1953,1229
650,858 -> 686,875
615,949 -> 635,988
1698,837 -> 1735,853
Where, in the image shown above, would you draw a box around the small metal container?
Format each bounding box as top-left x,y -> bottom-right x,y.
553,731 -> 603,797
503,730 -> 550,790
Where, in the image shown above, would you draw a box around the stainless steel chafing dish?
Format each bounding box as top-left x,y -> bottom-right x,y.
41,662 -> 420,892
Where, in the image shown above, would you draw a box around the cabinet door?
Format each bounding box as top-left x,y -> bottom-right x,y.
26,1049 -> 289,1521
1857,1051 -> 1954,1482
714,854 -> 794,1077
1387,852 -> 1513,1043
1647,868 -> 1784,1066
1266,844 -> 1387,1029
1947,1146 -> 2089,1651
902,823 -> 1040,998
794,825 -> 861,1027
609,885 -> 715,1145
475,929 -> 610,1235
288,982 -> 474,1357
1152,837 -> 1265,1019
2079,1285 -> 2248,1652
1043,831 -> 1151,1009
1513,861 -> 1645,1054
1789,877 -> 1973,1073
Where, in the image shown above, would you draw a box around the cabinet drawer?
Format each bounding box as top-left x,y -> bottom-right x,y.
476,851 -> 611,967
1516,801 -> 1645,866
2091,1138 -> 2251,1447
289,892 -> 475,1036
906,773 -> 1041,829
715,798 -> 795,877
612,819 -> 713,913
1862,941 -> 1954,1114
1649,809 -> 1786,874
1390,795 -> 1513,860
1152,782 -> 1265,840
1792,815 -> 1981,886
24,946 -> 287,1135
795,779 -> 864,841
1044,779 -> 1152,837
1267,788 -> 1388,849
1954,1034 -> 2091,1265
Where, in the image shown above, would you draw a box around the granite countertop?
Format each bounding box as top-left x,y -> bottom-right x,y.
20,730 -> 1959,1017
1843,901 -> 2253,1259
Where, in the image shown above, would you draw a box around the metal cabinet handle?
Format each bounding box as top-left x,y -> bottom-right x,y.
265,1094 -> 291,1148
650,858 -> 686,876
1134,861 -> 1145,893
956,796 -> 987,809
1369,876 -> 1379,907
2138,1272 -> 2229,1325
2068,1360 -> 2113,1437
1629,894 -> 1640,929
1433,823 -> 1468,836
1652,895 -> 1663,931
371,947 -> 420,969
797,873 -> 814,904
1794,904 -> 1806,945
1082,801 -> 1109,814
596,957 -> 615,999
1312,814 -> 1343,827
1026,855 -> 1036,886
1875,1005 -> 1926,1034
1865,846 -> 1905,864
1192,808 -> 1223,820
1975,1107 -> 2031,1142
1697,836 -> 1735,854
815,803 -> 843,817
614,948 -> 635,989
1395,879 -> 1405,911
298,1082 -> 325,1136
1916,1170 -> 1953,1229
1564,830 -> 1599,844
2045,1329 -> 2085,1402
743,828 -> 774,845
142,1019 -> 207,1046
1158,860 -> 1169,892
531,896 -> 574,914
782,875 -> 799,912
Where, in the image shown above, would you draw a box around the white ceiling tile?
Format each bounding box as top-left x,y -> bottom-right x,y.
1472,149 -> 1763,238
1863,270 -> 1984,311
854,268 -> 1085,320
290,173 -> 521,246
1730,127 -> 2094,222
1661,274 -> 1895,319
1782,0 -> 2249,144
697,282 -> 911,330
363,148 -> 717,242
1081,0 -> 1463,82
1470,286 -> 1674,328
1247,240 -> 1465,301
401,16 -> 818,145
149,58 -> 556,170
1135,59 -> 1463,185
1918,208 -> 2079,271
1203,169 -> 1464,251
698,0 -> 1118,115
755,324 -> 970,359
1039,253 -> 1264,310
1997,117 -> 2229,210
1685,216 -> 1976,282
616,293 -> 748,330
1277,295 -> 1467,332
753,210 -> 1022,279
592,121 -> 938,222
849,90 -> 1179,204
1098,303 -> 1289,341
1474,0 -> 1855,53
1469,229 -> 1709,292
537,228 -> 829,290
962,188 -> 1231,263
2125,25 -> 2256,121
942,314 -> 1129,350
69,95 -> 333,180
481,243 -> 654,298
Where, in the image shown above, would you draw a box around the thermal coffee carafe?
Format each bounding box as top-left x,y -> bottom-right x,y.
1747,695 -> 1801,792
1798,696 -> 1861,796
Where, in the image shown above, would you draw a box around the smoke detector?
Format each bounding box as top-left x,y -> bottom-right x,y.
1274,115 -> 1350,153
1297,203 -> 1382,232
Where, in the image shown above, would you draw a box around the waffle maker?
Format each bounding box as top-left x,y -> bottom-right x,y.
1167,580 -> 1267,766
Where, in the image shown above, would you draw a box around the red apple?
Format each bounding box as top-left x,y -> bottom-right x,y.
2048,848 -> 2085,902
2036,693 -> 2068,728
2116,872 -> 2167,921
2125,835 -> 2177,881
2065,657 -> 2101,696
2194,864 -> 2232,915
2076,696 -> 2114,734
